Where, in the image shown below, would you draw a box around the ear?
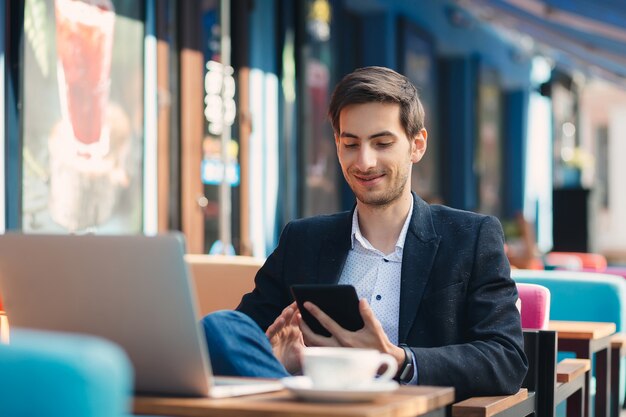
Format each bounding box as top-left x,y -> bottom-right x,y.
410,128 -> 428,163
335,133 -> 341,155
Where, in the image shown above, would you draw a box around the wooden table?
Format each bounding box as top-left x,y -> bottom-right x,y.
134,385 -> 455,417
549,320 -> 616,417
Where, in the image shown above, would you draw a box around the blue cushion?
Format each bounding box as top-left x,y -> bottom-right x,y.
0,328 -> 133,417
512,269 -> 626,331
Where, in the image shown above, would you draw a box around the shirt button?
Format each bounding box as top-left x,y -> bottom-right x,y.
376,294 -> 382,301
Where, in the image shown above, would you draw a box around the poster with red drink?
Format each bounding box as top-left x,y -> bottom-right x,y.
21,0 -> 144,233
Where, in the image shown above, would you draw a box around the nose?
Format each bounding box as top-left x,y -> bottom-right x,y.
355,146 -> 376,171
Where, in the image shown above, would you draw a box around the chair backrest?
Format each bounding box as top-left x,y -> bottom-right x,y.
185,254 -> 263,317
0,328 -> 132,417
516,283 -> 551,330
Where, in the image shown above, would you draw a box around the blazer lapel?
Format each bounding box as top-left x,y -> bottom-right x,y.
399,194 -> 441,343
317,210 -> 353,284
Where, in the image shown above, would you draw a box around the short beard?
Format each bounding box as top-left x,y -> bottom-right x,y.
348,168 -> 410,209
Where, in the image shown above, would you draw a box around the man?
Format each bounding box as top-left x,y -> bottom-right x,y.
203,66 -> 527,400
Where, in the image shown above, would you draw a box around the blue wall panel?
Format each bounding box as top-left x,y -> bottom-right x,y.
503,89 -> 529,218
359,13 -> 395,69
439,56 -> 479,211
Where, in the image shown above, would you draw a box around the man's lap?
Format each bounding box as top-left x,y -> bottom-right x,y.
201,310 -> 289,378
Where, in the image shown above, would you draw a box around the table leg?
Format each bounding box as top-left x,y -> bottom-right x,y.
611,345 -> 620,417
596,347 -> 611,417
558,340 -> 592,417
567,381 -> 585,417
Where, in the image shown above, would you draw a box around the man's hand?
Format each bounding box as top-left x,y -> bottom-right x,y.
266,302 -> 305,374
300,298 -> 405,368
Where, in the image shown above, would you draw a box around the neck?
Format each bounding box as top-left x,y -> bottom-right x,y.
356,193 -> 413,255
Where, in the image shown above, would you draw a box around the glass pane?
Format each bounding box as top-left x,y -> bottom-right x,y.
21,0 -> 145,233
476,68 -> 502,216
0,0 -> 5,233
200,0 -> 241,254
301,0 -> 339,217
399,20 -> 441,204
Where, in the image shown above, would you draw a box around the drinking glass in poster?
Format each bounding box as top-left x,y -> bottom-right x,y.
22,0 -> 144,232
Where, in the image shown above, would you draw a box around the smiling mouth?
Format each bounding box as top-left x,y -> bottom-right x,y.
353,172 -> 385,184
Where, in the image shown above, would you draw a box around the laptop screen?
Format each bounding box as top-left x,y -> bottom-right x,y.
0,233 -> 213,396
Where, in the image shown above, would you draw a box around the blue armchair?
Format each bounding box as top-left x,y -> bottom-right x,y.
0,328 -> 133,417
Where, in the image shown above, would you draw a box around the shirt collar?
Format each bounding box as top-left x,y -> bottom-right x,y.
350,198 -> 414,253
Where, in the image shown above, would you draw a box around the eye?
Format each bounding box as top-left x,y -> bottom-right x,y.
343,143 -> 358,149
377,142 -> 393,148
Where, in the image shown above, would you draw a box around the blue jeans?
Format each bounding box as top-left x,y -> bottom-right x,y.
201,310 -> 290,378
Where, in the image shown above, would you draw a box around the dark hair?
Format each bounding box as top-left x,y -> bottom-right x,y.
328,66 -> 425,138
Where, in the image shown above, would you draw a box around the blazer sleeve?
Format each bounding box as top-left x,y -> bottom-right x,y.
235,222 -> 294,331
410,215 -> 528,401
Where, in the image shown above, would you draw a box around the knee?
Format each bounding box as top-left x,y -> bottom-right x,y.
201,310 -> 262,339
203,309 -> 242,327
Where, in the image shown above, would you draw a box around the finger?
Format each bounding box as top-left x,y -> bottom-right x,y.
276,304 -> 297,327
266,316 -> 285,339
285,301 -> 299,317
304,301 -> 341,333
298,317 -> 318,345
299,316 -> 339,347
359,299 -> 386,337
282,303 -> 296,317
358,298 -> 377,327
303,302 -> 350,345
298,313 -> 325,346
355,299 -> 392,352
288,309 -> 300,326
283,307 -> 296,323
267,303 -> 298,338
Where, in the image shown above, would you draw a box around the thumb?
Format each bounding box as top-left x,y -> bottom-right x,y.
358,298 -> 376,327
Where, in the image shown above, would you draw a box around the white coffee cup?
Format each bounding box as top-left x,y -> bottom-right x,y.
301,347 -> 398,389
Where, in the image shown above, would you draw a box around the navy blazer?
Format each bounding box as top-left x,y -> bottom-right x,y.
237,194 -> 527,400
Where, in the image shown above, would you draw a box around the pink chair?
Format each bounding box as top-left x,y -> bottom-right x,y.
516,283 -> 551,330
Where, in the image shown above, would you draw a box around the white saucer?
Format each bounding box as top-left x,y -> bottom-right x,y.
281,376 -> 399,402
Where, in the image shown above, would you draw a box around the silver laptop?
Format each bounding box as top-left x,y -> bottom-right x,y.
0,232 -> 282,398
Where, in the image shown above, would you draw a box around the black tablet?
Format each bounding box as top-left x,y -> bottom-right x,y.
290,284 -> 364,337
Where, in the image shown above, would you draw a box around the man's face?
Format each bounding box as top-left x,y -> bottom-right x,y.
335,102 -> 427,208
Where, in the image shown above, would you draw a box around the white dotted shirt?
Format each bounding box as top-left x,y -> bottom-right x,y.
338,199 -> 418,384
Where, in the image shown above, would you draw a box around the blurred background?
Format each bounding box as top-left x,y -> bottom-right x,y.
2,0 -> 626,265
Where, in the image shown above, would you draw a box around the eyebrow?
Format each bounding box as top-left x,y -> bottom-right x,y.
339,130 -> 397,139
